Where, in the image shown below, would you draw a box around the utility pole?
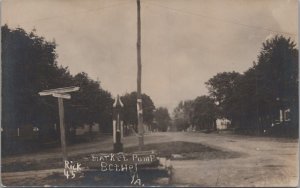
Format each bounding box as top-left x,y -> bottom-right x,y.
137,0 -> 144,150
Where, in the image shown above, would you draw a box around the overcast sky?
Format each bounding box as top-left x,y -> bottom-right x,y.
2,0 -> 298,112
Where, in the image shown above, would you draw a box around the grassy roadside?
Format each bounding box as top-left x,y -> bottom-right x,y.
2,141 -> 240,172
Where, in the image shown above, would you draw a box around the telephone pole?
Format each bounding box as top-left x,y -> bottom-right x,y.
137,0 -> 144,150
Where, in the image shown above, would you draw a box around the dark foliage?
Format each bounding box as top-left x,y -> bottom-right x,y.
206,36 -> 298,136
1,25 -> 114,151
153,107 -> 171,132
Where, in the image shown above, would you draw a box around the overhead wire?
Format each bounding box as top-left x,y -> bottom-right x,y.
11,0 -> 132,39
143,1 -> 296,37
13,0 -> 132,25
9,0 -> 296,37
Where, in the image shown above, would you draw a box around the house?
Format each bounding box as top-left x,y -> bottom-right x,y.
216,118 -> 231,130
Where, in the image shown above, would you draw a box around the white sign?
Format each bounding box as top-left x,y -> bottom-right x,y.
39,86 -> 79,96
53,93 -> 71,99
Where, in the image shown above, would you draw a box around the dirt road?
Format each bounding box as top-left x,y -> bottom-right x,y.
2,132 -> 298,187
167,132 -> 298,187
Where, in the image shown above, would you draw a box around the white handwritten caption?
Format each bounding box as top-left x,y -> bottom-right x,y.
64,160 -> 82,179
63,153 -> 157,186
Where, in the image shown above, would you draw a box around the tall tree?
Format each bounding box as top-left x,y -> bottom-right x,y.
205,71 -> 241,123
254,36 -> 298,132
2,25 -> 65,132
173,100 -> 194,131
153,107 -> 171,132
205,35 -> 298,136
2,25 -> 114,148
65,72 -> 113,133
192,96 -> 218,130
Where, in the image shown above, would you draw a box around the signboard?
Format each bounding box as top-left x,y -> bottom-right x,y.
52,93 -> 71,99
39,86 -> 79,96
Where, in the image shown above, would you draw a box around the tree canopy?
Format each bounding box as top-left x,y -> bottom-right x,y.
192,96 -> 218,130
173,100 -> 193,131
2,25 -> 114,136
173,96 -> 218,131
172,35 -> 298,136
206,35 -> 298,135
153,107 -> 171,132
206,72 -> 241,122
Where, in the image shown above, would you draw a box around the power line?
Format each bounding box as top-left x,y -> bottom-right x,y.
13,1 -> 131,25
144,1 -> 296,37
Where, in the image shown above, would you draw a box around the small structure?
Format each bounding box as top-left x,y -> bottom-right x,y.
75,123 -> 99,136
278,108 -> 291,123
112,95 -> 124,152
216,118 -> 231,130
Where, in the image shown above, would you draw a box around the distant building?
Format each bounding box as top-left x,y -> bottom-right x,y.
143,124 -> 150,133
75,123 -> 99,135
186,125 -> 195,132
216,118 -> 231,130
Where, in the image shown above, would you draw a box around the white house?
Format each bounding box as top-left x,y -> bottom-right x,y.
216,118 -> 231,130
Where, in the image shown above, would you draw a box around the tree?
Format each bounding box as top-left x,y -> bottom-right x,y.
254,36 -> 298,133
173,96 -> 218,132
173,100 -> 194,131
205,35 -> 298,136
65,72 -> 113,133
153,107 -> 171,132
2,25 -> 115,151
2,25 -> 66,132
192,96 -> 218,130
2,25 -> 73,151
233,67 -> 257,129
205,71 -> 241,122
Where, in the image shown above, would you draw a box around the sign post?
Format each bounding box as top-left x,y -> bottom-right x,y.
113,95 -> 124,153
39,86 -> 79,162
57,97 -> 67,162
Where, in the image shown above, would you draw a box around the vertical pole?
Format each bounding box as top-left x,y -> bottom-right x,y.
121,121 -> 124,140
280,109 -> 283,122
58,98 -> 67,162
137,0 -> 144,150
113,120 -> 116,143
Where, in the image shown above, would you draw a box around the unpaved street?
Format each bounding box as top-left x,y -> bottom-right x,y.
2,132 -> 298,187
165,132 -> 298,187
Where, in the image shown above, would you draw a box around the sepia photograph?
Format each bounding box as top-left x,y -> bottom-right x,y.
1,0 -> 299,187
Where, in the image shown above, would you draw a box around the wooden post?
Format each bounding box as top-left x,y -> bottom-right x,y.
137,0 -> 144,151
58,97 -> 67,162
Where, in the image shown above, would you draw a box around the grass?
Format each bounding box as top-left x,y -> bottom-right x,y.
2,141 -> 240,172
124,141 -> 240,160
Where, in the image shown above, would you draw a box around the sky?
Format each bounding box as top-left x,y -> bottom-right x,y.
2,0 -> 298,112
